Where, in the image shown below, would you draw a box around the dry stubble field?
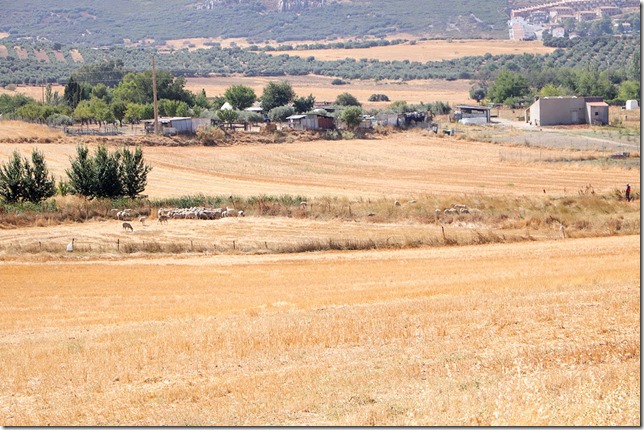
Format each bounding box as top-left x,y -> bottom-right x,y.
0,119 -> 640,425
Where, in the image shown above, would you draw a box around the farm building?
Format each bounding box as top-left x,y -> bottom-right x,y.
454,105 -> 491,124
625,100 -> 639,110
375,113 -> 403,127
525,96 -> 609,126
143,117 -> 211,135
285,114 -> 334,130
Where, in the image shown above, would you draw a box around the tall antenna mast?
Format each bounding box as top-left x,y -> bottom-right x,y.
152,55 -> 159,135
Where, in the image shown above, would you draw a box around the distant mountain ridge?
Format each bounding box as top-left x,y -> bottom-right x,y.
0,0 -> 508,46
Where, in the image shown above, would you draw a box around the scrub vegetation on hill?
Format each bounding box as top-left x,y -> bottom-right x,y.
0,0 -> 507,46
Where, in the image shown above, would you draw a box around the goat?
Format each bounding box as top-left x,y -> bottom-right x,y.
122,222 -> 134,231
158,215 -> 169,224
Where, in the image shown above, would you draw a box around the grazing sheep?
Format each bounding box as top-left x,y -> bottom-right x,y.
138,216 -> 148,225
158,215 -> 169,224
394,200 -> 401,206
122,222 -> 134,231
223,208 -> 239,217
66,238 -> 75,252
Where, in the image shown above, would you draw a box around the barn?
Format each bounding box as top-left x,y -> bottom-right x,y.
143,117 -> 210,135
525,97 -> 609,126
285,114 -> 334,130
455,105 -> 491,124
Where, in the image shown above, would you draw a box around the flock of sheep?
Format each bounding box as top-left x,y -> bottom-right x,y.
112,206 -> 245,231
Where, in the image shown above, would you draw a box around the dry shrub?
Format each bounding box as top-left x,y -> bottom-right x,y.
605,218 -> 623,235
573,219 -> 592,230
197,127 -> 226,146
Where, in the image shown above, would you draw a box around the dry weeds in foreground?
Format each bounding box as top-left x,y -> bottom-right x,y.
0,235 -> 639,425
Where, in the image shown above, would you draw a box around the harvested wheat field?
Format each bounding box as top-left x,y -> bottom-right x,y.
272,39 -> 557,62
185,75 -> 474,107
0,120 -> 640,425
0,236 -> 639,425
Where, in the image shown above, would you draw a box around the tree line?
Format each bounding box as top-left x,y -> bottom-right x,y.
0,35 -> 638,88
0,145 -> 151,204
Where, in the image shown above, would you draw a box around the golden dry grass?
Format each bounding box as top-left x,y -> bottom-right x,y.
0,84 -> 67,99
186,74 -> 474,107
0,235 -> 639,425
0,120 -> 65,140
273,39 -> 556,62
0,121 -> 639,425
162,37 -> 555,61
13,45 -> 28,60
69,49 -> 84,63
0,124 -> 638,199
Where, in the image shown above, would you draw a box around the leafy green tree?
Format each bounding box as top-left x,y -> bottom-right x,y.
16,103 -> 45,122
238,111 -> 264,124
71,60 -> 126,87
293,94 -> 315,113
66,144 -> 151,199
469,87 -> 486,103
119,146 -> 152,199
629,50 -> 640,81
335,92 -> 361,107
92,145 -> 122,199
487,70 -> 531,105
338,106 -> 363,129
73,100 -> 94,126
23,149 -> 56,203
63,77 -> 91,109
111,100 -> 127,126
91,83 -> 110,101
390,100 -> 409,113
217,109 -> 239,125
224,85 -> 257,110
66,145 -> 95,198
210,96 -> 227,111
576,70 -> 616,100
194,89 -> 210,109
617,80 -> 640,102
159,99 -> 188,117
0,93 -> 32,115
538,83 -> 566,97
0,149 -> 55,203
368,94 -> 389,102
113,71 -> 194,106
0,151 -> 25,203
428,101 -> 452,115
261,81 -> 295,112
124,103 -> 146,125
268,105 -> 295,122
89,98 -> 114,127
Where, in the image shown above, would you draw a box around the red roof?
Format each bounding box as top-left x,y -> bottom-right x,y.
587,102 -> 608,107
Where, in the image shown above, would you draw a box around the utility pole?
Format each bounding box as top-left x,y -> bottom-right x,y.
152,55 -> 159,135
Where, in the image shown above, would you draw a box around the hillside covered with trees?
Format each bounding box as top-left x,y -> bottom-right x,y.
0,0 -> 508,46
